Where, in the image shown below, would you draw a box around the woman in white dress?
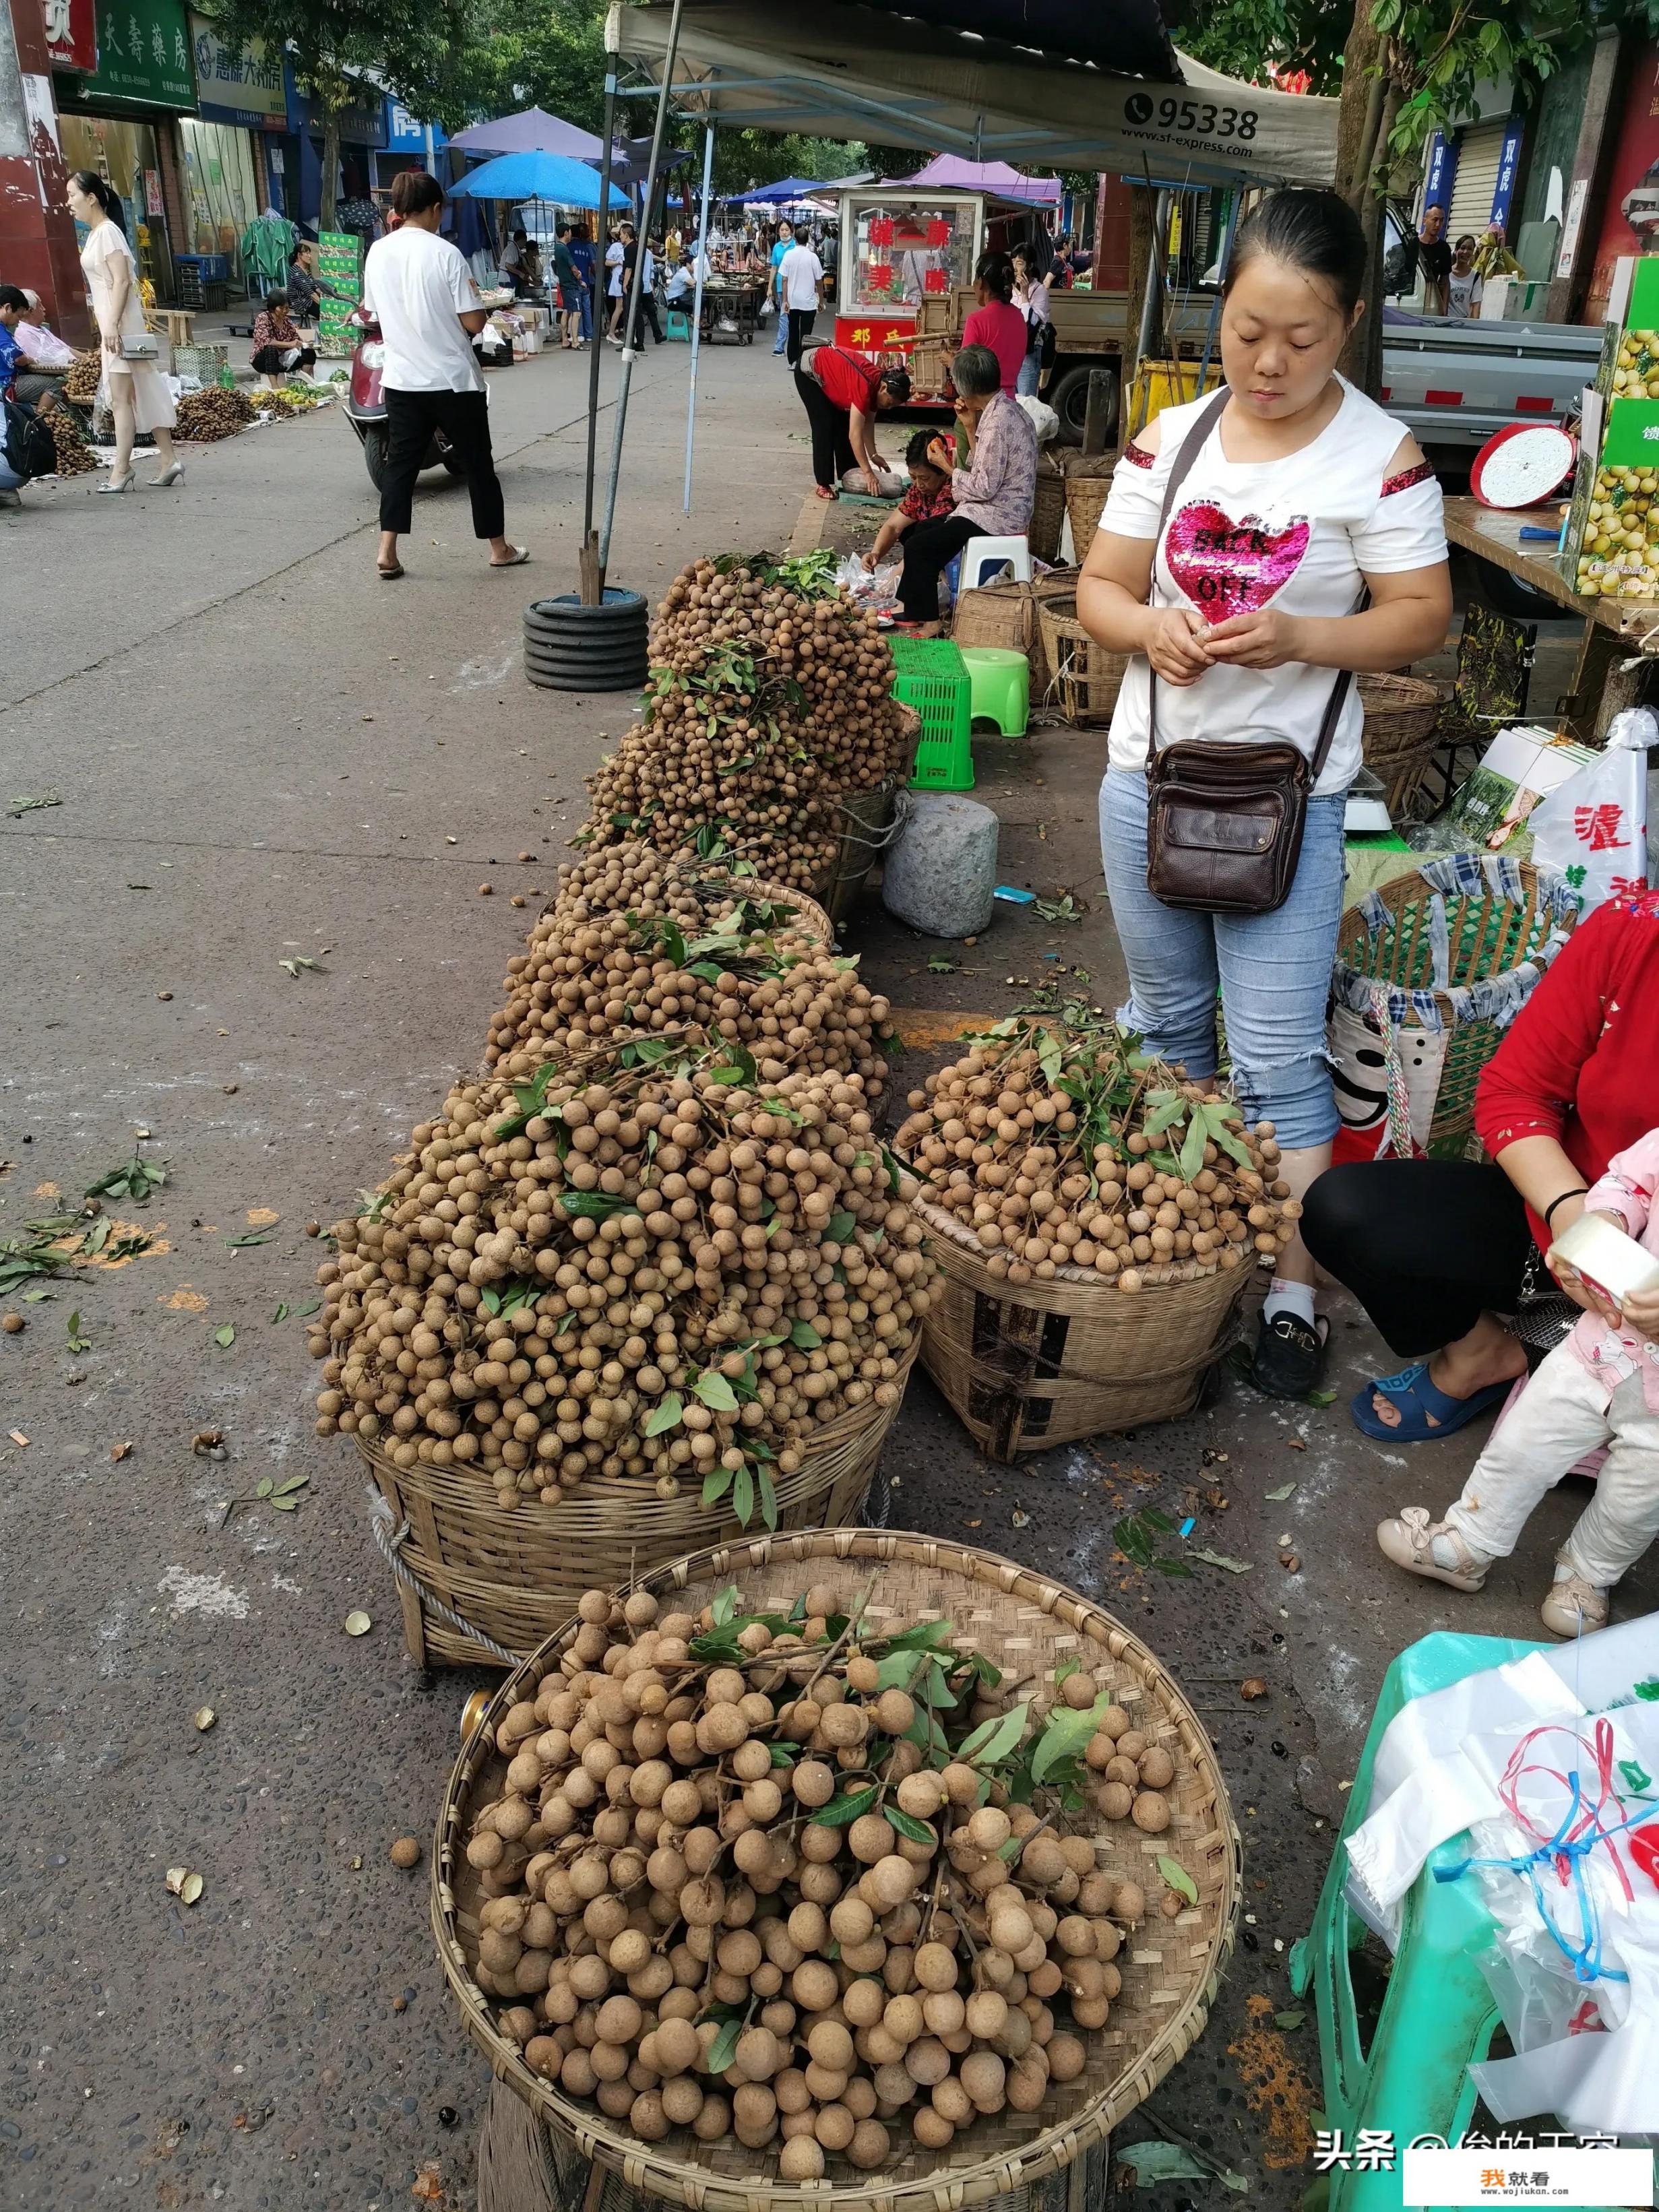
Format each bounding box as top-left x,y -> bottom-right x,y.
67,171 -> 183,494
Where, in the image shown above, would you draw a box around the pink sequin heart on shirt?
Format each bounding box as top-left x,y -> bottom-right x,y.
1163,501 -> 1311,627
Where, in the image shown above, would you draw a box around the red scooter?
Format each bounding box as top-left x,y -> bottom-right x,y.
341,306 -> 468,493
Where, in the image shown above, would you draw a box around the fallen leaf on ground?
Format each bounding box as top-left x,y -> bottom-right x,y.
193,1707 -> 216,1731
1265,1482 -> 1297,1501
278,957 -> 323,978
1192,1547 -> 1253,1575
110,1441 -> 133,1461
1286,1437 -> 1307,1452
1275,2009 -> 1305,2031
214,1323 -> 235,1348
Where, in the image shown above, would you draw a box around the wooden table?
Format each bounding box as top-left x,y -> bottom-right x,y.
1442,495 -> 1659,738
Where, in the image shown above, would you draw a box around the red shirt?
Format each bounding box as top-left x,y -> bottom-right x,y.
813,346 -> 880,416
1474,889 -> 1659,1253
962,300 -> 1028,396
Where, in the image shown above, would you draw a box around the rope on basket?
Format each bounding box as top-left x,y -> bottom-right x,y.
837,784 -> 912,860
364,1485 -> 520,1666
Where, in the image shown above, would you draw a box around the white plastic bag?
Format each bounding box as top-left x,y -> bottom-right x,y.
836,553 -> 902,613
1531,707 -> 1655,912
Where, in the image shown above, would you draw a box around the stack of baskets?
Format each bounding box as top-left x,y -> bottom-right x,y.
1357,672 -> 1447,816
951,572 -> 1080,701
435,1529 -> 1239,2209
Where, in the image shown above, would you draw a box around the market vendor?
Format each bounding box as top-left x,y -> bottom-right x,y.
9,287 -> 75,404
891,342 -> 1035,628
792,342 -> 910,501
249,292 -> 317,387
1304,887 -> 1659,1451
1075,186 -> 1450,1397
960,250 -> 1028,398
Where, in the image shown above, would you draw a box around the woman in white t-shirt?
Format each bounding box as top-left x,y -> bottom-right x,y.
1078,188 -> 1451,1397
67,170 -> 183,493
604,230 -> 626,340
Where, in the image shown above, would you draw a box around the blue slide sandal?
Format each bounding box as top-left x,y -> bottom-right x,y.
1350,1363 -> 1512,1442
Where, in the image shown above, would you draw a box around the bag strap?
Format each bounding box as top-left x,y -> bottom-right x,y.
1146,385 -> 1360,774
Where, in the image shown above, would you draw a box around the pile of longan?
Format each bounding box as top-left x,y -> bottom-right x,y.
582,557 -> 911,895
462,1581 -> 1165,2179
312,1060 -> 933,1511
895,1028 -> 1298,1293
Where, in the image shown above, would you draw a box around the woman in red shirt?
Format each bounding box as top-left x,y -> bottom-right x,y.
792,343 -> 910,498
960,251 -> 1029,399
1301,889 -> 1659,1440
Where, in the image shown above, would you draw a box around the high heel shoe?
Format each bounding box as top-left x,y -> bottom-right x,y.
97,472 -> 135,495
148,461 -> 185,488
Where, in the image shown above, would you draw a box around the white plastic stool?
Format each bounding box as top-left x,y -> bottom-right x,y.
959,535 -> 1032,592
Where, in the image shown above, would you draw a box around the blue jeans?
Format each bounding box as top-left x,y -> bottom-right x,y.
1016,352 -> 1041,397
1098,769 -> 1347,1149
772,299 -> 788,354
577,282 -> 592,340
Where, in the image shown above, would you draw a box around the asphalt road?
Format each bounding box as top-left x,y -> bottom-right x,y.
2,343 -> 1636,2211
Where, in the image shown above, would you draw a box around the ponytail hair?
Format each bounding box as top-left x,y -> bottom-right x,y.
70,170 -> 126,236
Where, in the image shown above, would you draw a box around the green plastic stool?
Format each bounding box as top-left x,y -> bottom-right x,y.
890,635 -> 974,793
959,646 -> 1030,737
1290,1633 -> 1623,2212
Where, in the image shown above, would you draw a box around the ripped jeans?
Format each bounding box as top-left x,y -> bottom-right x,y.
1098,771 -> 1346,1149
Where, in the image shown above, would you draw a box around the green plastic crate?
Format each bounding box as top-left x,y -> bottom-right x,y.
889,635 -> 974,793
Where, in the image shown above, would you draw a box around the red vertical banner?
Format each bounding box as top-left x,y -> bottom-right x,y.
41,0 -> 98,70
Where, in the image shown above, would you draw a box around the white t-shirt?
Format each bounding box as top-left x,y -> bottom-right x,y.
1447,269 -> 1482,319
605,241 -> 625,298
361,225 -> 483,393
778,243 -> 824,311
1097,377 -> 1446,796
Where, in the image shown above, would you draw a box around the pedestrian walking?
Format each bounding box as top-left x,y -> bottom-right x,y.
778,222 -> 825,367
65,170 -> 183,493
769,218 -> 792,357
553,223 -> 586,348
619,226 -> 662,347
569,224 -> 596,342
1077,187 -> 1450,1397
360,168 -> 526,581
604,226 -> 626,341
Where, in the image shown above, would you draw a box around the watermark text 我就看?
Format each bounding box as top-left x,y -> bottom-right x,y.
1313,2132 -> 1652,2208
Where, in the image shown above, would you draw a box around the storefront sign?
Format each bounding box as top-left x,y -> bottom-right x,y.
385,100 -> 445,156
834,314 -> 915,352
65,0 -> 197,113
1422,129 -> 1456,214
188,12 -> 284,124
145,163 -> 161,214
317,228 -> 361,358
42,0 -> 98,73
287,80 -> 385,148
1489,114 -> 1524,230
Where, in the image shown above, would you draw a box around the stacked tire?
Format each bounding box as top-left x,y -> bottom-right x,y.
524,590 -> 649,693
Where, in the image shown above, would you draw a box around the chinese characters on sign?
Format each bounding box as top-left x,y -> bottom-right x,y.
42,0 -> 98,72
187,13 -> 285,119
69,0 -> 197,112
316,230 -> 361,360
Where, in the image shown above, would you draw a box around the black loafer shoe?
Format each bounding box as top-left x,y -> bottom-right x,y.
1249,1308 -> 1329,1400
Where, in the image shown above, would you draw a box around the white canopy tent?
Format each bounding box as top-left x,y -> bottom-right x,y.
608,0 -> 1338,190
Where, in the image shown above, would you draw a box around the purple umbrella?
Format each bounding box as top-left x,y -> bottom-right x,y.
450,106 -> 605,159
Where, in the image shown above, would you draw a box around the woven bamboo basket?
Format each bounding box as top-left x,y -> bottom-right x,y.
913,1195 -> 1247,1459
951,575 -> 1081,699
1063,479 -> 1108,566
434,1528 -> 1239,2212
358,1338 -> 918,1670
1030,464 -> 1067,566
907,337 -> 950,398
1332,858 -> 1579,1151
1357,672 -> 1447,817
1035,601 -> 1128,727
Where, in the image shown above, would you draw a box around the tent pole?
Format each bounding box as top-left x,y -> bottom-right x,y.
1129,189 -> 1169,441
580,45 -> 622,602
599,0 -> 685,573
683,121 -> 716,515
1194,190 -> 1240,404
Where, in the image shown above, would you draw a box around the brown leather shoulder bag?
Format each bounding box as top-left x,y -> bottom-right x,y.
1142,386 -> 1357,916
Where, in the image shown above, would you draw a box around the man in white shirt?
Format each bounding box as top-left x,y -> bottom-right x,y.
778,222 -> 825,368
360,170 -> 526,579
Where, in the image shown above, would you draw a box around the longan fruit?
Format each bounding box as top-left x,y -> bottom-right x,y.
1096,1781 -> 1133,1821
661,2075 -> 704,2126
1116,1730 -> 1148,1763
912,1941 -> 957,1992
807,2019 -> 854,2071
1113,1880 -> 1146,1924
1097,1705 -> 1131,1739
815,2101 -> 856,2152
874,1688 -> 915,1735
960,2050 -> 1007,2112
693,2093 -> 731,2141
1131,1790 -> 1170,1833
1139,1745 -> 1175,1790
895,1771 -> 945,1819
868,1856 -> 917,1909
842,1976 -> 886,2028
792,1959 -> 838,2011
778,2135 -> 823,2180
734,2026 -> 782,2081
912,2104 -> 954,2149
848,2118 -> 891,2168
967,1806 -> 1011,1852
965,1989 -> 1007,2039
848,1812 -> 892,1865
792,1760 -> 836,1808
1059,1671 -> 1097,1709
931,2075 -> 973,2125
942,1763 -> 980,1806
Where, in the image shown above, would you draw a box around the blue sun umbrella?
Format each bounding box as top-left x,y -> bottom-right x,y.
449,151 -> 629,210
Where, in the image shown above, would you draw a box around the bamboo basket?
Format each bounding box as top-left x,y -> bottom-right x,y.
1035,601 -> 1128,726
914,1194 -> 1248,1459
358,1339 -> 918,1670
951,575 -> 1081,699
1332,856 -> 1579,1151
1063,478 -> 1109,566
1357,672 -> 1447,817
435,1528 -> 1240,2212
1030,463 -> 1067,565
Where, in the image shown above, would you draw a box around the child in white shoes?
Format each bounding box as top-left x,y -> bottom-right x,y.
1376,1129 -> 1659,1637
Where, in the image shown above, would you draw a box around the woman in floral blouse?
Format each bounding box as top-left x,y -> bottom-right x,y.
894,343 -> 1036,630
249,293 -> 317,389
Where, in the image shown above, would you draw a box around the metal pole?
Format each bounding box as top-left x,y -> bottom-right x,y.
1194,190 -> 1240,405
599,0 -> 685,572
423,121 -> 435,179
1129,189 -> 1169,440
580,43 -> 622,596
683,121 -> 715,514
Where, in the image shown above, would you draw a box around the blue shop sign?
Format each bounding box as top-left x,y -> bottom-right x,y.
384,98 -> 445,155
284,68 -> 387,146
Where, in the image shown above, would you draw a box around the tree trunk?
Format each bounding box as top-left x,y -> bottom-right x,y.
320,106 -> 341,236
1335,0 -> 1392,396
1120,183 -> 1156,418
